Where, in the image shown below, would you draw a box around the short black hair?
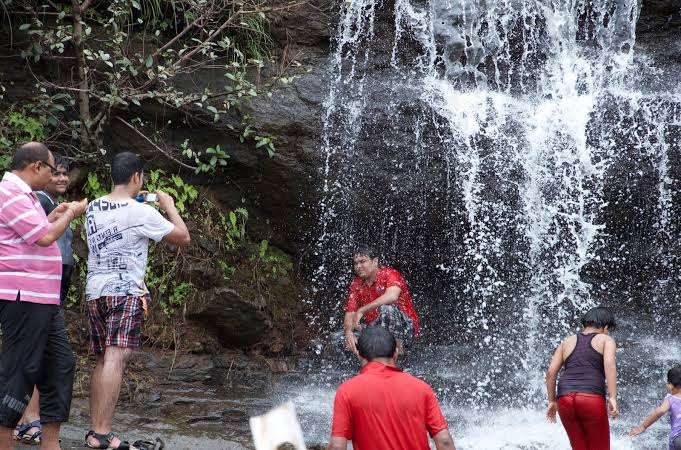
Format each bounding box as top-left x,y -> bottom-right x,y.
53,153 -> 69,171
581,306 -> 616,332
352,246 -> 379,261
111,152 -> 143,185
668,366 -> 681,388
357,325 -> 396,361
10,142 -> 50,171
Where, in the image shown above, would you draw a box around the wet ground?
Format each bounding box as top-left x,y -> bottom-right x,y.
16,322 -> 678,450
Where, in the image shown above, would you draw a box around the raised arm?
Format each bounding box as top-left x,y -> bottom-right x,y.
36,199 -> 87,247
546,341 -> 564,422
156,190 -> 190,247
603,336 -> 618,418
630,398 -> 670,436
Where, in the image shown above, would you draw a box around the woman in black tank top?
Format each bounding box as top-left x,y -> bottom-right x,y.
545,306 -> 618,450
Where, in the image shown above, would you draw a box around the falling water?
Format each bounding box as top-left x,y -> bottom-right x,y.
301,0 -> 681,447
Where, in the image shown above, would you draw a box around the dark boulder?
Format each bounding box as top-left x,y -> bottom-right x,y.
186,287 -> 271,348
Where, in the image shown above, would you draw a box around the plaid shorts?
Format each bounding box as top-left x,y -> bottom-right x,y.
88,295 -> 147,354
374,304 -> 414,346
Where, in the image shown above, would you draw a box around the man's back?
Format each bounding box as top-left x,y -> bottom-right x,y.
331,362 -> 448,450
85,196 -> 173,300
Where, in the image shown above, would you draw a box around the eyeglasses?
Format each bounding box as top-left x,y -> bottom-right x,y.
39,160 -> 59,176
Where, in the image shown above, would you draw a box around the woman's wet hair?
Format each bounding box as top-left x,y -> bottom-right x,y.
581,306 -> 616,331
668,366 -> 681,388
357,325 -> 396,361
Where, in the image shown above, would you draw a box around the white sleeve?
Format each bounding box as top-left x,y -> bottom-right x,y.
138,205 -> 175,242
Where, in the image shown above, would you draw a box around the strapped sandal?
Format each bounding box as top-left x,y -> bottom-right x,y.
85,430 -> 136,450
15,420 -> 41,445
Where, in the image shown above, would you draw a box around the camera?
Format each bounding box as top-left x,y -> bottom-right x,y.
135,193 -> 158,203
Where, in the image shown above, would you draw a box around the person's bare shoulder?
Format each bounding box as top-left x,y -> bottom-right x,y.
562,334 -> 577,347
591,333 -> 615,353
560,335 -> 577,359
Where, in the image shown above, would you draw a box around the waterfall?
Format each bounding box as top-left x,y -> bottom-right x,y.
312,0 -> 681,415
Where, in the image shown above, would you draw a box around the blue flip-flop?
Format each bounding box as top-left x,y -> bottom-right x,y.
15,420 -> 41,445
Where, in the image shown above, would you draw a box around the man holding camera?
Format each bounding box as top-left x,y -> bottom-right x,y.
84,152 -> 190,449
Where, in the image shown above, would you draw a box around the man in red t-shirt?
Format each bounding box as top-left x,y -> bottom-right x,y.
328,326 -> 456,450
343,247 -> 419,355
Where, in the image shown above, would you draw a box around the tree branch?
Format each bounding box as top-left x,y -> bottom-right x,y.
116,117 -> 198,171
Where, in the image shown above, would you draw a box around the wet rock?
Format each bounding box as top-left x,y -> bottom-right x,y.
187,287 -> 272,348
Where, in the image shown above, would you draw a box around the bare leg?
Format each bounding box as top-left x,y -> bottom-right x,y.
14,387 -> 40,440
87,347 -> 133,448
41,423 -> 61,450
0,426 -> 15,450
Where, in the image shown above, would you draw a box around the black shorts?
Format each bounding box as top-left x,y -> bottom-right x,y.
0,299 -> 75,427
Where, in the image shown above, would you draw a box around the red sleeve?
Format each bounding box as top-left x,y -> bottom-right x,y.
345,279 -> 359,312
331,387 -> 353,439
383,268 -> 407,290
425,386 -> 448,437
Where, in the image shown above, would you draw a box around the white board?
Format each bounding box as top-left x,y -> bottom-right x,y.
249,401 -> 307,450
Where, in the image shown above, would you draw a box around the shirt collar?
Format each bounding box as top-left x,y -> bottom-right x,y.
2,172 -> 33,193
360,361 -> 401,374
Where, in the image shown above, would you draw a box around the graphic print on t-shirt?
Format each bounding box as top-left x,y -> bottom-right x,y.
85,198 -> 174,300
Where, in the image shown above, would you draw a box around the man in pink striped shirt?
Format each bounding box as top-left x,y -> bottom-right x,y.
0,142 -> 86,450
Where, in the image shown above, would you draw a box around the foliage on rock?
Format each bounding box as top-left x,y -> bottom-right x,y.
65,170 -> 304,353
0,0 -> 294,171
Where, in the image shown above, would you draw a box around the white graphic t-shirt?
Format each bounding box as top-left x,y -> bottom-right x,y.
85,197 -> 174,300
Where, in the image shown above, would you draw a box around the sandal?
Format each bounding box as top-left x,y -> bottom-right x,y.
132,438 -> 165,450
14,420 -> 41,445
85,430 -> 136,450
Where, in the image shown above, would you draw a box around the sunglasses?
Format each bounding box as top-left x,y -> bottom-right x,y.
39,160 -> 59,176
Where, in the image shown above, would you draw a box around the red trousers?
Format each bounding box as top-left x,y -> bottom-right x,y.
557,393 -> 610,450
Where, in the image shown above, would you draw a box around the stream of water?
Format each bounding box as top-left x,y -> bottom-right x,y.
300,0 -> 681,448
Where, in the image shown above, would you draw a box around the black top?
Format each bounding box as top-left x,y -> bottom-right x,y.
556,333 -> 606,397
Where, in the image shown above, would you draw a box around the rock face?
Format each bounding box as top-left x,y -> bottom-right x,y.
4,0 -> 681,348
100,0 -> 335,254
186,287 -> 271,347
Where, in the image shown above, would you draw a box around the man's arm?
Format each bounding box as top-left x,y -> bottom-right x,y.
433,429 -> 456,450
343,312 -> 358,354
327,436 -> 348,450
156,190 -> 190,247
36,200 -> 87,247
354,286 -> 400,327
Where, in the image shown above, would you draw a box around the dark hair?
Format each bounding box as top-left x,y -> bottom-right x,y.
10,142 -> 50,171
668,366 -> 681,388
357,326 -> 396,361
111,152 -> 143,185
53,154 -> 69,172
352,246 -> 379,261
581,306 -> 616,332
